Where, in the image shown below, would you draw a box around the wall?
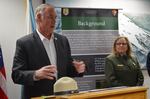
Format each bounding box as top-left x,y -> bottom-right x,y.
0,0 -> 25,99
46,0 -> 150,13
0,0 -> 43,99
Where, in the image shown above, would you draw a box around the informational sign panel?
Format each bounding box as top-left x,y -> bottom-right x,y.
61,8 -> 119,75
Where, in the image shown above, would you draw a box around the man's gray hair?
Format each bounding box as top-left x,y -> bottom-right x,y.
35,3 -> 54,16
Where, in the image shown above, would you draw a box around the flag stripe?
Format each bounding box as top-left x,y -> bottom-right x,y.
0,72 -> 7,96
29,0 -> 36,31
0,47 -> 8,99
0,87 -> 8,99
0,67 -> 6,78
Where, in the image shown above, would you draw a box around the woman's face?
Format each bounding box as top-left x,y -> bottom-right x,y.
115,38 -> 128,55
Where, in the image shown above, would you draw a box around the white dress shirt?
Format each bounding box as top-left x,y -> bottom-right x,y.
36,30 -> 58,79
36,29 -> 57,66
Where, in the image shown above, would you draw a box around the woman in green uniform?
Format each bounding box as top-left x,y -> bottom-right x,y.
105,36 -> 144,87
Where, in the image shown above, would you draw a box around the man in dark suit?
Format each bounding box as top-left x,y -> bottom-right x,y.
11,4 -> 85,99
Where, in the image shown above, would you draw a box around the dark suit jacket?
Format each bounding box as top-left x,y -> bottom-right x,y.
12,31 -> 82,99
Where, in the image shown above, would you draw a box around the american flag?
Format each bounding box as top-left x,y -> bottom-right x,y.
0,47 -> 8,99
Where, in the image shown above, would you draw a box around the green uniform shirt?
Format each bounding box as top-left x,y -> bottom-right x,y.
105,54 -> 144,87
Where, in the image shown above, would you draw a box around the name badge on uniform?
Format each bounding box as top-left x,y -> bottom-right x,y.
117,64 -> 124,67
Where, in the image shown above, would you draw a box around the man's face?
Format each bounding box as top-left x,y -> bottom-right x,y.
39,7 -> 56,38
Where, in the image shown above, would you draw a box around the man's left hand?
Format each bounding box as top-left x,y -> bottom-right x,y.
73,60 -> 86,73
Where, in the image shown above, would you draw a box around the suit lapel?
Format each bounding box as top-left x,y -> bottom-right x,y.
54,34 -> 60,66
54,34 -> 66,78
33,31 -> 50,64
